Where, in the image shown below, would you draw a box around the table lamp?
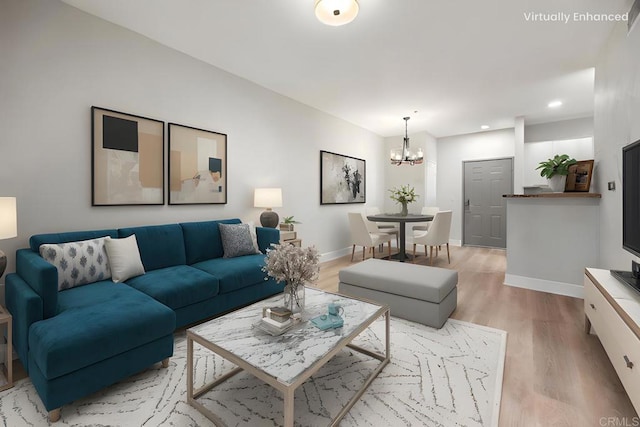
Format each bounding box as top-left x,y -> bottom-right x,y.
254,188 -> 282,228
0,197 -> 17,279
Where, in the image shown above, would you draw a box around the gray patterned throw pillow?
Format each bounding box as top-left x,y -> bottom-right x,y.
219,223 -> 261,258
39,237 -> 111,291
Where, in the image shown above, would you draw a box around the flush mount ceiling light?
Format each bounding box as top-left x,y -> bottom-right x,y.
390,117 -> 424,166
548,100 -> 563,108
315,0 -> 359,26
481,125 -> 490,130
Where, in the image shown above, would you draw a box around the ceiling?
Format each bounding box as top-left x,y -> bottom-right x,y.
61,0 -> 631,138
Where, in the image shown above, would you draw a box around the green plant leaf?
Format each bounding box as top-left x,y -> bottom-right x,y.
536,154 -> 577,178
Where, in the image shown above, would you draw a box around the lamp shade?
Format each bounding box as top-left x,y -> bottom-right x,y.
315,0 -> 359,26
0,197 -> 17,240
254,188 -> 282,209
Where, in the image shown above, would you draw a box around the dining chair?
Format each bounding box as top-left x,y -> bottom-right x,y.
412,206 -> 440,232
348,212 -> 392,261
412,210 -> 452,265
364,208 -> 399,248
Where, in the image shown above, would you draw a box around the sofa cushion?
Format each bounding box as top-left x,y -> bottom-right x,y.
39,237 -> 111,291
104,235 -> 145,283
118,224 -> 186,271
30,229 -> 118,253
219,223 -> 260,258
192,254 -> 267,294
180,219 -> 241,264
29,281 -> 175,380
125,265 -> 219,310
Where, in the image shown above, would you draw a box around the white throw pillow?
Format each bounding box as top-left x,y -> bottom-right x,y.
40,237 -> 111,291
246,221 -> 261,253
104,235 -> 145,283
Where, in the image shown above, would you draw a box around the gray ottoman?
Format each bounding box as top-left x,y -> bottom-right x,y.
339,259 -> 457,328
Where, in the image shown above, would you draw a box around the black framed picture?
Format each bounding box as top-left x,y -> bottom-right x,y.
168,123 -> 227,205
320,150 -> 366,204
92,107 -> 165,206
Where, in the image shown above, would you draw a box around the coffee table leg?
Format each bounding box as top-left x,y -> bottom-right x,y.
187,335 -> 193,401
283,387 -> 295,427
386,309 -> 390,357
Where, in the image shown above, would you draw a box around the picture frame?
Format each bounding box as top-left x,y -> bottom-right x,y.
565,160 -> 594,192
320,150 -> 366,204
168,123 -> 227,205
92,107 -> 165,206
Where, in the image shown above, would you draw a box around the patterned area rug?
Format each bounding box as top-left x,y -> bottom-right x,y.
0,318 -> 506,426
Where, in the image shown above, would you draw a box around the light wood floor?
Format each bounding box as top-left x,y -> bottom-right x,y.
317,245 -> 638,427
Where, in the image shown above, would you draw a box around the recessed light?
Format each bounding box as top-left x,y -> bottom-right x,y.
480,125 -> 490,130
548,100 -> 563,108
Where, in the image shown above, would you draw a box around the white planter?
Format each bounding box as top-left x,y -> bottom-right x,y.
547,175 -> 566,193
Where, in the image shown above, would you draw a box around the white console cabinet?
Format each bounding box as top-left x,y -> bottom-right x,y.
584,268 -> 640,412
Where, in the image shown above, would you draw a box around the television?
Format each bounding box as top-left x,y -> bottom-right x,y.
611,139 -> 640,292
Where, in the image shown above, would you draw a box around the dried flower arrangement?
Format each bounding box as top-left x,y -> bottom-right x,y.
263,244 -> 320,285
263,244 -> 320,312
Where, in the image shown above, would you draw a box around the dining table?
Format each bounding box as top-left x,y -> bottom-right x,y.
366,213 -> 434,262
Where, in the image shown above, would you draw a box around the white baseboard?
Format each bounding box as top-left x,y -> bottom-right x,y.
320,246 -> 352,263
504,274 -> 584,298
450,239 -> 462,246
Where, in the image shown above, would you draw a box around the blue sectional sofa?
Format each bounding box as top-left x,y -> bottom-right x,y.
5,218 -> 282,420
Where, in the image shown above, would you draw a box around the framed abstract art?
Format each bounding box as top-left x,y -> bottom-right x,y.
320,150 -> 366,204
92,107 -> 164,206
168,123 -> 227,205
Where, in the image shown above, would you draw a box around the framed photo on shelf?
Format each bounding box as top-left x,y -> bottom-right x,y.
92,107 -> 164,206
320,150 -> 366,204
565,160 -> 594,192
168,123 -> 227,205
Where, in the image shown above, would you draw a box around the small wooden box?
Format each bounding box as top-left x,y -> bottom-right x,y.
262,306 -> 292,323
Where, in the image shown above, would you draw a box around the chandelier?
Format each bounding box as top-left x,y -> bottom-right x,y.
390,117 -> 424,166
315,0 -> 359,26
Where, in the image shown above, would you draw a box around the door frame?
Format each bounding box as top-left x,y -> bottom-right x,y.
462,156 -> 514,247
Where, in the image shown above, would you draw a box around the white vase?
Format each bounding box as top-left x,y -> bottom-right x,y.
548,175 -> 566,193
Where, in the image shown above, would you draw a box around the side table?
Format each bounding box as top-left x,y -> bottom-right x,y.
0,304 -> 13,392
280,231 -> 302,247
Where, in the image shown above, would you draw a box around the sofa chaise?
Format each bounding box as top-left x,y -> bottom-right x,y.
5,218 -> 282,421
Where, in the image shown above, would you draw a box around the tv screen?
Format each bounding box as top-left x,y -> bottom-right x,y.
623,139 -> 640,258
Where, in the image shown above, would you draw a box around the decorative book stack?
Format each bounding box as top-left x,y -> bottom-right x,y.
259,307 -> 293,335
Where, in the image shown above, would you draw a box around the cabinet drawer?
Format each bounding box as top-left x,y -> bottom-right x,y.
600,309 -> 640,410
584,274 -> 640,410
584,276 -> 606,334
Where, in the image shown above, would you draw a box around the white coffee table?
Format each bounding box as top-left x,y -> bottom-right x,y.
186,287 -> 390,426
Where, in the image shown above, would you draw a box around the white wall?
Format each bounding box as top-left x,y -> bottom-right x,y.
0,0 -> 385,277
525,116 -> 594,143
436,128 -> 515,243
594,19 -> 640,270
383,130 -> 436,214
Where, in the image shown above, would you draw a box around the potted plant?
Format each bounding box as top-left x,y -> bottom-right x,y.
389,184 -> 419,216
536,154 -> 577,193
279,216 -> 301,231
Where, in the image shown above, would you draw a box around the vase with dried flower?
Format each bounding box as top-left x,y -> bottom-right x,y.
263,244 -> 320,313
